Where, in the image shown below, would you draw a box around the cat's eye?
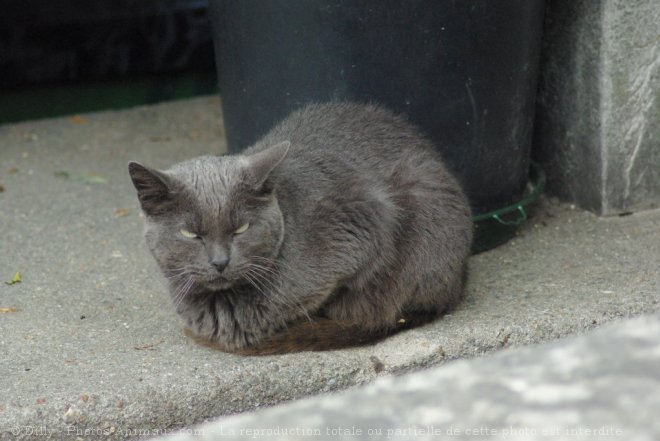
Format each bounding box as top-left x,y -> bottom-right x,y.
180,229 -> 198,239
234,223 -> 250,235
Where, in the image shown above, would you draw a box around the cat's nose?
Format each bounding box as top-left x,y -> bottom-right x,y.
210,253 -> 229,272
207,245 -> 230,273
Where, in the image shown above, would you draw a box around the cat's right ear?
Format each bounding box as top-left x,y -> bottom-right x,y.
128,162 -> 174,216
243,141 -> 291,190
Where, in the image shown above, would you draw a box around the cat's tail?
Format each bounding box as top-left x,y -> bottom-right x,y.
184,311 -> 439,356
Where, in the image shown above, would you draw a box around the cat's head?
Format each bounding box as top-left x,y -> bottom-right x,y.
128,141 -> 290,292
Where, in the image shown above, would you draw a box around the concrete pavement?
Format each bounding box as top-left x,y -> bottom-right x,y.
1,97 -> 659,440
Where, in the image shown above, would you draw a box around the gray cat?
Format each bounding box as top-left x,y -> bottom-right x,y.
129,102 -> 472,355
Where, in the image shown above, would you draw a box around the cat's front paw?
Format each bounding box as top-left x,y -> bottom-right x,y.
184,323 -> 257,352
181,308 -> 253,350
183,327 -> 232,352
176,291 -> 283,351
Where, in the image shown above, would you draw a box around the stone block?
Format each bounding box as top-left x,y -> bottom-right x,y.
534,0 -> 660,215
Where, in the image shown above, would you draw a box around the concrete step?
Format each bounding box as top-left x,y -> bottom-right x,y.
157,312 -> 660,441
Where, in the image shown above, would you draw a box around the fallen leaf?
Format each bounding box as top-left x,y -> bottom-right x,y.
134,339 -> 164,351
114,208 -> 130,217
4,272 -> 22,285
8,166 -> 18,173
55,171 -> 107,185
0,307 -> 19,313
70,115 -> 89,124
72,173 -> 107,184
54,171 -> 70,179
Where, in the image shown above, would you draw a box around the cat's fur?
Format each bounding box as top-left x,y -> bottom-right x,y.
129,102 -> 472,354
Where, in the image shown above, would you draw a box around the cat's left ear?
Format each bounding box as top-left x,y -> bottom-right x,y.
128,162 -> 176,216
243,141 -> 290,190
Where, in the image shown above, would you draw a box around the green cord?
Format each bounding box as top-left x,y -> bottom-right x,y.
471,161 -> 546,225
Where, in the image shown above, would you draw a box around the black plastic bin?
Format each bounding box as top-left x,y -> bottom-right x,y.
209,0 -> 545,251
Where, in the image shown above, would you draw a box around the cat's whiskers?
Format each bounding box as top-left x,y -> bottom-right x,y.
248,255 -> 295,273
172,276 -> 195,311
168,266 -> 189,274
246,263 -> 280,279
241,270 -> 283,315
166,274 -> 187,284
246,261 -> 312,323
165,266 -> 192,281
247,257 -> 299,280
176,279 -> 195,311
242,263 -> 292,315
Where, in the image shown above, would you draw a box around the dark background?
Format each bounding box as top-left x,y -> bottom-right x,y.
0,0 -> 217,123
